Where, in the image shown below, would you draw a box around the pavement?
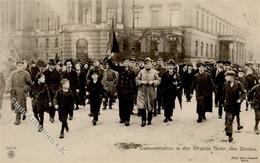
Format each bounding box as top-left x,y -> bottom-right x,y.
0,94 -> 259,163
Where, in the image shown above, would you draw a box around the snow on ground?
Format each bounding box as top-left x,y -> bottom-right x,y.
1,95 -> 259,163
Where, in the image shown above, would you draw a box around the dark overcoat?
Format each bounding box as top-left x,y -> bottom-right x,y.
191,72 -> 215,113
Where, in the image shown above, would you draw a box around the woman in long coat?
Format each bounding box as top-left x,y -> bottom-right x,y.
136,58 -> 160,127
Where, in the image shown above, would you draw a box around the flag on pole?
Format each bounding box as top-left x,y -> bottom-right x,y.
108,18 -> 119,53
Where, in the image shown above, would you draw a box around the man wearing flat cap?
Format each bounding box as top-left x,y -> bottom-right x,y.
191,62 -> 215,123
136,57 -> 160,127
43,59 -> 61,123
223,70 -> 246,142
7,60 -> 32,125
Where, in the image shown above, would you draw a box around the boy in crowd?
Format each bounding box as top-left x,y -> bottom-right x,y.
54,79 -> 74,139
223,70 -> 246,142
87,71 -> 105,126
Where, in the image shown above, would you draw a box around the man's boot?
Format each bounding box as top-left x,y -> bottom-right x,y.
147,111 -> 152,125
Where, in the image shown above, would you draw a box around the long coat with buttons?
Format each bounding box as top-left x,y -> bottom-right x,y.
8,69 -> 32,113
136,68 -> 160,111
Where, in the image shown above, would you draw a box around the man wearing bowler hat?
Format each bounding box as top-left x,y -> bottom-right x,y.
44,59 -> 61,123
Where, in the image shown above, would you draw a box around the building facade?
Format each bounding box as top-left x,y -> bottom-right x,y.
0,0 -> 249,64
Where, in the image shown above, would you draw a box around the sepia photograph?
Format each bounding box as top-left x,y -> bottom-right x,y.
0,0 -> 259,162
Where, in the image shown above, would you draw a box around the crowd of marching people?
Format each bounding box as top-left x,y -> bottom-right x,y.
0,53 -> 259,142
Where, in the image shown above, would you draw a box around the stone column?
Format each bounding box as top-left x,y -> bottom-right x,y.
117,0 -> 123,23
74,0 -> 79,24
101,0 -> 107,23
91,0 -> 96,23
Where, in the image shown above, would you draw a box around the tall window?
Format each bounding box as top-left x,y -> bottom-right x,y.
211,19 -> 214,33
84,9 -> 91,25
35,39 -> 38,48
215,20 -> 218,34
210,44 -> 213,58
201,42 -> 204,57
46,38 -> 49,48
107,9 -> 116,25
134,12 -> 141,28
151,11 -> 159,27
206,16 -> 209,32
170,9 -> 180,27
215,45 -> 217,58
206,43 -> 208,57
47,18 -> 50,31
201,14 -> 204,31
57,16 -> 60,30
196,11 -> 199,28
55,38 -> 59,47
195,41 -> 198,56
36,19 -> 40,30
219,22 -> 222,34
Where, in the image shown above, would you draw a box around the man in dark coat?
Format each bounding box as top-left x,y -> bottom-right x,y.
245,67 -> 259,109
223,70 -> 246,142
107,53 -> 136,126
248,77 -> 260,134
191,62 -> 215,123
182,64 -> 195,102
61,59 -> 80,120
161,59 -> 181,123
44,59 -> 61,123
214,63 -> 226,119
8,60 -> 32,125
154,58 -> 166,115
30,61 -> 40,83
